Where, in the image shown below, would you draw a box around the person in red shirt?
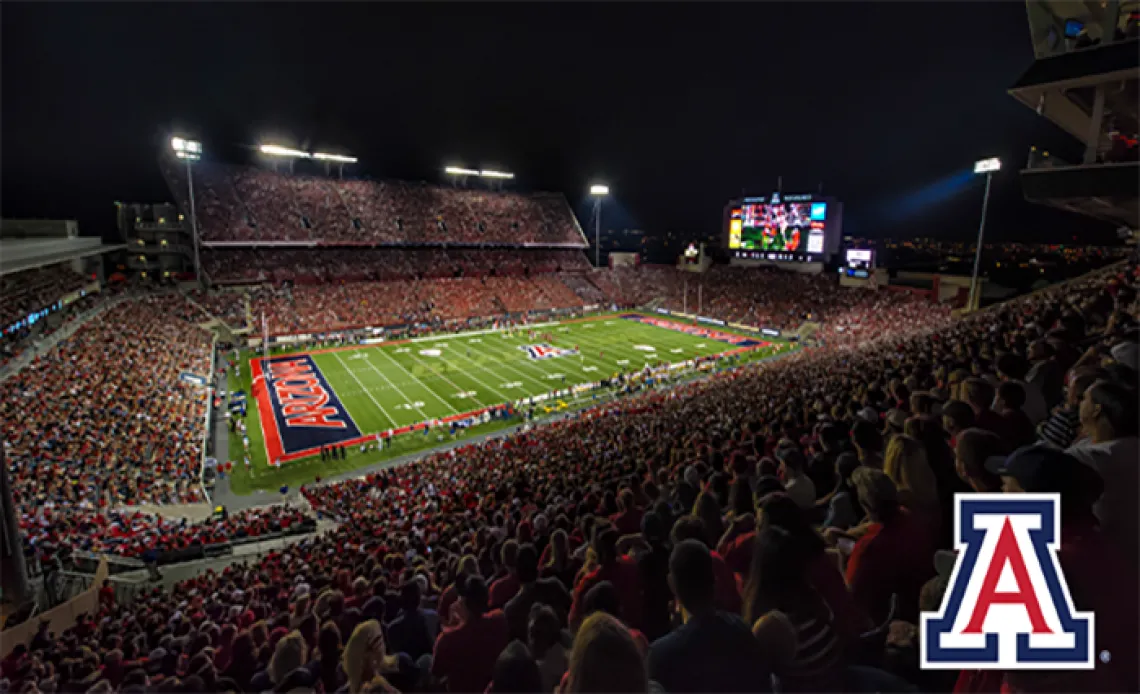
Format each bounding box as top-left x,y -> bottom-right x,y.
569,526 -> 644,630
488,541 -> 520,609
431,574 -> 509,693
671,517 -> 742,615
845,467 -> 935,625
609,488 -> 643,536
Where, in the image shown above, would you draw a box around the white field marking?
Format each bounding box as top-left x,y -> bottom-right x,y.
375,347 -> 459,414
410,321 -> 559,343
395,347 -> 410,353
435,344 -> 519,401
397,401 -> 426,411
333,352 -> 398,427
633,344 -> 656,352
402,348 -> 502,409
501,382 -> 523,389
466,337 -> 589,388
358,352 -> 428,421
582,324 -> 595,329
419,349 -> 442,357
348,352 -> 368,360
583,366 -> 598,372
557,327 -> 570,332
695,343 -> 707,348
617,359 -> 630,365
545,373 -> 566,380
454,391 -> 477,399
468,338 -> 482,343
671,348 -> 684,353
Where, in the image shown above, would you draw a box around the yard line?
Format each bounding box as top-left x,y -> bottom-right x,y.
437,348 -> 520,401
375,346 -> 460,415
358,352 -> 429,421
463,340 -> 560,392
333,352 -> 398,428
402,349 -> 495,408
498,330 -> 615,379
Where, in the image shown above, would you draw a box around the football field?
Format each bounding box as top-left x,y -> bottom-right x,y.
227,313 -> 792,494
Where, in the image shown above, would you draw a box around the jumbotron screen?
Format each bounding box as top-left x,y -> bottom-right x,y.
725,193 -> 842,262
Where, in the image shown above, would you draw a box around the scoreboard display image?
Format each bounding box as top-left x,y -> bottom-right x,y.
724,194 -> 841,263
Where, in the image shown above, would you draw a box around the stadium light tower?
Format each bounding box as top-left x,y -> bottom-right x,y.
590,184 -> 609,268
968,157 -> 1001,312
171,137 -> 203,288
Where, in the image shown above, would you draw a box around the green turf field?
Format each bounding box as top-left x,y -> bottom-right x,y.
225,313 -> 792,494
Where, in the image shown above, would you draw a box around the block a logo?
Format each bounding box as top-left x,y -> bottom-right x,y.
521,343 -> 573,360
921,494 -> 1094,670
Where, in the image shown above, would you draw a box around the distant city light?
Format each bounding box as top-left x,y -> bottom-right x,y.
973,157 -> 1001,174
260,144 -> 311,159
590,184 -> 610,196
445,166 -> 481,176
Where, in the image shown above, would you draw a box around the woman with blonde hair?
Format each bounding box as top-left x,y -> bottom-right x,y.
562,612 -> 648,693
342,619 -> 400,693
268,631 -> 309,686
882,434 -> 939,517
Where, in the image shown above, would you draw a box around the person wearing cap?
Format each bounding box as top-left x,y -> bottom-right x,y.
1066,380 -> 1140,571
984,445 -> 1138,693
431,574 -> 508,693
844,467 -> 935,624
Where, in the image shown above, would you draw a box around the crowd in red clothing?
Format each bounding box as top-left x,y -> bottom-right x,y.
162,162 -> 587,246
4,258 -> 1136,693
201,249 -> 590,286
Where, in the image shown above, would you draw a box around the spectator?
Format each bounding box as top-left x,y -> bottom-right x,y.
1037,368 -> 1100,449
953,428 -> 1006,493
1066,380 -> 1140,570
386,579 -> 439,662
647,539 -> 769,693
845,467 -> 935,624
529,605 -> 569,693
343,620 -> 402,693
569,526 -> 642,631
490,540 -> 521,609
994,381 -> 1037,449
564,612 -> 648,693
431,575 -> 509,693
489,641 -> 543,694
503,544 -> 571,642
775,448 -> 816,509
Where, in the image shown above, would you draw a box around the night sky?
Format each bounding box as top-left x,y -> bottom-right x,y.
0,3 -> 1118,246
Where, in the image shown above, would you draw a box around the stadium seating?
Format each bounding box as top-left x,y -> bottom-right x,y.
0,262 -> 90,333
3,258 -> 1137,694
162,162 -> 588,246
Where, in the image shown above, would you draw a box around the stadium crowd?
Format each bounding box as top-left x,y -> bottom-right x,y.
2,256 -> 1136,693
201,249 -> 589,286
162,163 -> 586,247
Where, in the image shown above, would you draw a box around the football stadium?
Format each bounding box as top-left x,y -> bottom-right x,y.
1,3 -> 1138,693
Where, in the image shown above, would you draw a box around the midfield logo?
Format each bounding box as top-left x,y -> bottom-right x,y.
920,494 -> 1094,670
521,343 -> 573,360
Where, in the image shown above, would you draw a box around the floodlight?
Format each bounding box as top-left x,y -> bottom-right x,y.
171,136 -> 202,161
590,184 -> 610,196
445,166 -> 481,176
313,152 -> 358,163
973,157 -> 1001,174
260,144 -> 311,159
479,169 -> 515,179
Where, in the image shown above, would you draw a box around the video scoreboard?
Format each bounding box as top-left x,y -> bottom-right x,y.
724,192 -> 843,263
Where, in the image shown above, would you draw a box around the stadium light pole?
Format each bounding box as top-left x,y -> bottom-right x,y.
968,158 -> 1001,312
590,184 -> 609,268
171,137 -> 203,288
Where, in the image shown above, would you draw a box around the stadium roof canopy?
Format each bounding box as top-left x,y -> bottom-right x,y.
0,236 -> 125,276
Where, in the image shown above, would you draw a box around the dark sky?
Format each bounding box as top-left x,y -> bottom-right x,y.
0,2 -> 1117,245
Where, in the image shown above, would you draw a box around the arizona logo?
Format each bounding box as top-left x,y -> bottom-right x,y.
920,494 -> 1094,670
521,343 -> 573,360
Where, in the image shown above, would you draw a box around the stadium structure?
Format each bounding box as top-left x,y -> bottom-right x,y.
0,5 -> 1137,690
